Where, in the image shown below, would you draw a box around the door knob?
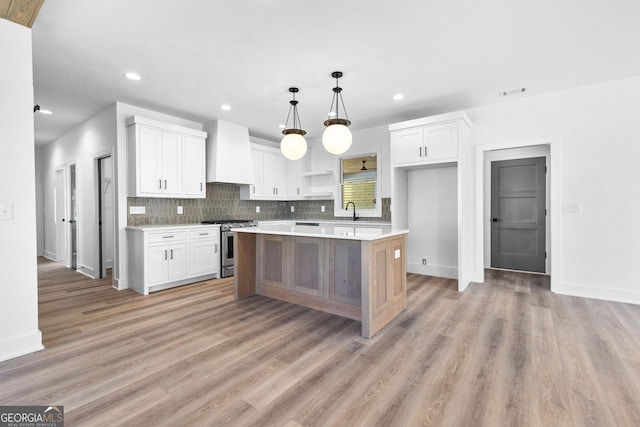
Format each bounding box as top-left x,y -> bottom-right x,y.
492,218 -> 502,222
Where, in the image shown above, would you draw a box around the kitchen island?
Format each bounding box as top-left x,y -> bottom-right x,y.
233,224 -> 408,338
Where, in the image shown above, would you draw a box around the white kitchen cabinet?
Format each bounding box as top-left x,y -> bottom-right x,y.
126,224 -> 221,295
240,144 -> 287,200
127,116 -> 207,198
183,135 -> 206,197
147,241 -> 188,285
263,150 -> 287,198
286,152 -> 310,200
391,121 -> 458,166
188,228 -> 220,276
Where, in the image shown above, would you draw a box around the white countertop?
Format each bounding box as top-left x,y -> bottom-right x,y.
258,220 -> 391,228
126,223 -> 220,231
233,224 -> 408,241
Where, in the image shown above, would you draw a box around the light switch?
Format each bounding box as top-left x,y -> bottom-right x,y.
435,203 -> 441,212
0,204 -> 13,220
177,206 -> 183,215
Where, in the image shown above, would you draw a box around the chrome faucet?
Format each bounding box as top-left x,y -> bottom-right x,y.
345,201 -> 358,221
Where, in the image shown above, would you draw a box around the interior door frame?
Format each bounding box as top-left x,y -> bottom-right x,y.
93,148 -> 116,285
474,136 -> 562,293
487,151 -> 549,273
54,166 -> 67,264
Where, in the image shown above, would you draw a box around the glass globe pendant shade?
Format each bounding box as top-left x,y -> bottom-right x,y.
281,132 -> 307,160
322,71 -> 352,155
322,122 -> 352,155
280,87 -> 307,160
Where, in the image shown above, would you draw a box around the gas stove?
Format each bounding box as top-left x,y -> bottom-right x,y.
201,220 -> 257,278
201,219 -> 257,231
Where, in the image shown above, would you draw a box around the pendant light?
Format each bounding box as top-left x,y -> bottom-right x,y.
280,87 -> 308,160
322,71 -> 352,155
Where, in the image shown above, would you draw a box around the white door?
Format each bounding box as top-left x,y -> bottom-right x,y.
99,156 -> 114,277
55,168 -> 66,262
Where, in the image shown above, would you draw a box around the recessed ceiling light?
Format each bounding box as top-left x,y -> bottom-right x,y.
39,109 -> 53,115
124,72 -> 141,81
221,104 -> 231,111
392,93 -> 404,101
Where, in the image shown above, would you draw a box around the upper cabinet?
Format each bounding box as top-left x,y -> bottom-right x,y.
390,112 -> 471,167
127,116 -> 207,198
286,153 -> 310,200
240,145 -> 286,200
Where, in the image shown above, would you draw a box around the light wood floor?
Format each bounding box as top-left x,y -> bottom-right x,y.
2,259 -> 640,426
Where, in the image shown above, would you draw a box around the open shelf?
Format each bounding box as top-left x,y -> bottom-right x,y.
303,170 -> 333,177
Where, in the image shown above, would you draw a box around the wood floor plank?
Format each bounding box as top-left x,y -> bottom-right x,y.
2,260 -> 640,425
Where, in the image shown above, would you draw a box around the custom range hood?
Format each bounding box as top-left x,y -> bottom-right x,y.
204,120 -> 255,185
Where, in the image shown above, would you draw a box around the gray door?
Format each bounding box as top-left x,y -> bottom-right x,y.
491,157 -> 546,273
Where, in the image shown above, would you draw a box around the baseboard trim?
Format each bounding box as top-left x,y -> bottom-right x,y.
43,250 -> 56,261
0,330 -> 44,362
407,262 -> 458,280
554,282 -> 640,306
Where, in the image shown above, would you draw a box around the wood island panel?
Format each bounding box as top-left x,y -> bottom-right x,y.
235,232 -> 407,338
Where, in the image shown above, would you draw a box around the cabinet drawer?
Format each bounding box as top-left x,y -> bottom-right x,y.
147,231 -> 187,243
189,229 -> 219,240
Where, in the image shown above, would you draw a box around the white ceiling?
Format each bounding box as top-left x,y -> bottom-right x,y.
31,0 -> 640,146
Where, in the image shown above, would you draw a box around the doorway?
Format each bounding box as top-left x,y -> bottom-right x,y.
490,156 -> 546,273
54,168 -> 66,262
97,155 -> 114,278
69,164 -> 78,270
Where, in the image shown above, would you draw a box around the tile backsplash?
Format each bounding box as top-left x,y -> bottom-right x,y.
128,183 -> 391,226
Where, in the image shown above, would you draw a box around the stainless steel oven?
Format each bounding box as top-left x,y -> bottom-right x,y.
202,220 -> 257,278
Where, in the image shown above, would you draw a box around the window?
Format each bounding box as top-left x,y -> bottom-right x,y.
335,152 -> 381,218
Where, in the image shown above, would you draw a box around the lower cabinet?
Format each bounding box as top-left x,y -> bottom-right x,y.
127,225 -> 220,295
188,229 -> 220,276
147,242 -> 188,285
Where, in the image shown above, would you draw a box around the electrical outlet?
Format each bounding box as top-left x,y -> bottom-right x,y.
291,205 -> 295,213
177,206 -> 183,215
435,203 -> 441,212
256,206 -> 260,213
422,258 -> 427,265
0,204 -> 13,220
129,206 -> 145,215
562,202 -> 582,214
321,205 -> 325,213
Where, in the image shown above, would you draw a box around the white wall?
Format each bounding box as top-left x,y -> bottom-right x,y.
37,102 -> 203,290
407,166 -> 458,278
482,146 -> 550,272
113,103 -> 203,289
0,19 -> 43,361
309,125 -> 391,198
467,75 -> 640,304
35,147 -> 44,256
39,104 -> 117,279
